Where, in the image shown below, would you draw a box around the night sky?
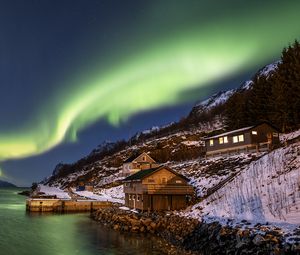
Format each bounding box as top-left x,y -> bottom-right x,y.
0,0 -> 299,186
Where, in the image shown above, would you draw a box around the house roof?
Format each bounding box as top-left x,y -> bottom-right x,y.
123,153 -> 140,163
123,165 -> 189,182
123,152 -> 156,163
204,125 -> 254,139
204,121 -> 280,140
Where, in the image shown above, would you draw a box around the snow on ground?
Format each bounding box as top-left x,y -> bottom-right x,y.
39,185 -> 71,199
280,129 -> 300,143
172,153 -> 259,198
73,188 -> 124,204
181,141 -> 202,147
184,141 -> 300,232
240,80 -> 253,90
98,185 -> 125,201
119,206 -> 130,211
196,90 -> 235,110
257,61 -> 280,77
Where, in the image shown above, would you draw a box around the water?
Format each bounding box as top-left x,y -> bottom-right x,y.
0,188 -> 166,255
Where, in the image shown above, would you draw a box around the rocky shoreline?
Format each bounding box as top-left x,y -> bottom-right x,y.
92,207 -> 300,255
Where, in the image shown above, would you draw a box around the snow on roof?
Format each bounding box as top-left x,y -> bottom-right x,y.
205,125 -> 254,139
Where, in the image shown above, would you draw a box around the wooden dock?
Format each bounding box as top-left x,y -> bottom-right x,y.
26,198 -> 113,213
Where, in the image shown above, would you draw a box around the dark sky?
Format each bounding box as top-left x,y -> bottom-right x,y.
0,0 -> 299,186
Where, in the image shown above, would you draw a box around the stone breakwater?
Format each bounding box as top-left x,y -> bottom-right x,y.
92,208 -> 300,255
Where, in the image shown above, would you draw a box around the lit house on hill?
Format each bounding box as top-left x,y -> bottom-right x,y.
122,152 -> 159,176
123,165 -> 194,211
204,122 -> 280,157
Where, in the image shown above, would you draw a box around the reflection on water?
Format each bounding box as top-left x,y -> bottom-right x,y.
0,188 -> 166,255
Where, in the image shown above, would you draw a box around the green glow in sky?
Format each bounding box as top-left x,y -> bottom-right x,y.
0,1 -> 300,161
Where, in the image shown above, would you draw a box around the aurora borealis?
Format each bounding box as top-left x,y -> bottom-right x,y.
1,0 -> 300,185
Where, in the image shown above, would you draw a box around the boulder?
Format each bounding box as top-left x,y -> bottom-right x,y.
253,234 -> 265,246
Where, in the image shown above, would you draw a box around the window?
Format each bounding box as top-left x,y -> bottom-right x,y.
162,177 -> 167,184
129,195 -> 131,200
273,132 -> 279,137
252,131 -> 257,135
224,136 -> 228,143
142,156 -> 146,161
148,178 -> 155,183
175,180 -> 182,184
234,135 -> 244,143
219,137 -> 224,144
132,195 -> 135,200
137,195 -> 140,201
233,136 -> 238,143
209,139 -> 214,146
238,135 -> 244,142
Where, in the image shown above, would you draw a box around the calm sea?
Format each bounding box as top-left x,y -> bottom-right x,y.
0,188 -> 166,255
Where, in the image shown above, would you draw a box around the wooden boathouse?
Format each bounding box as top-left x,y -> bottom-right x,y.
123,165 -> 194,211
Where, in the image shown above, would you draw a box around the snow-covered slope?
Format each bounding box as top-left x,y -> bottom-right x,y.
257,61 -> 280,77
195,90 -> 236,111
186,138 -> 300,229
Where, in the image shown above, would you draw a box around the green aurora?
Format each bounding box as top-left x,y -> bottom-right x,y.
1,1 -> 300,161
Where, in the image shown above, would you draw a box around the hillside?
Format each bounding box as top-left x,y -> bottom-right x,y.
180,131 -> 300,240
0,180 -> 16,188
44,57 -> 282,188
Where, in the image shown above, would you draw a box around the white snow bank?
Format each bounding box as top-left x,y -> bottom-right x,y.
39,185 -> 71,199
185,142 -> 300,230
98,185 -> 125,201
280,129 -> 300,143
73,188 -> 124,204
181,141 -> 202,147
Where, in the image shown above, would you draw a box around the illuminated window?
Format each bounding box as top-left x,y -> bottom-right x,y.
273,132 -> 279,137
233,136 -> 238,143
209,139 -> 214,146
219,137 -> 224,144
252,131 -> 257,135
129,195 -> 131,200
238,135 -> 244,142
175,180 -> 182,184
224,136 -> 228,143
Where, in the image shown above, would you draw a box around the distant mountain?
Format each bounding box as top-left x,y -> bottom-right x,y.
189,61 -> 280,118
0,180 -> 16,188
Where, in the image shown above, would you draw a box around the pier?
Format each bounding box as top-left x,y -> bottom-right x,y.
26,198 -> 112,212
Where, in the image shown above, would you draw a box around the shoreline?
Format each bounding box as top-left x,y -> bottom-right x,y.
91,207 -> 300,255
